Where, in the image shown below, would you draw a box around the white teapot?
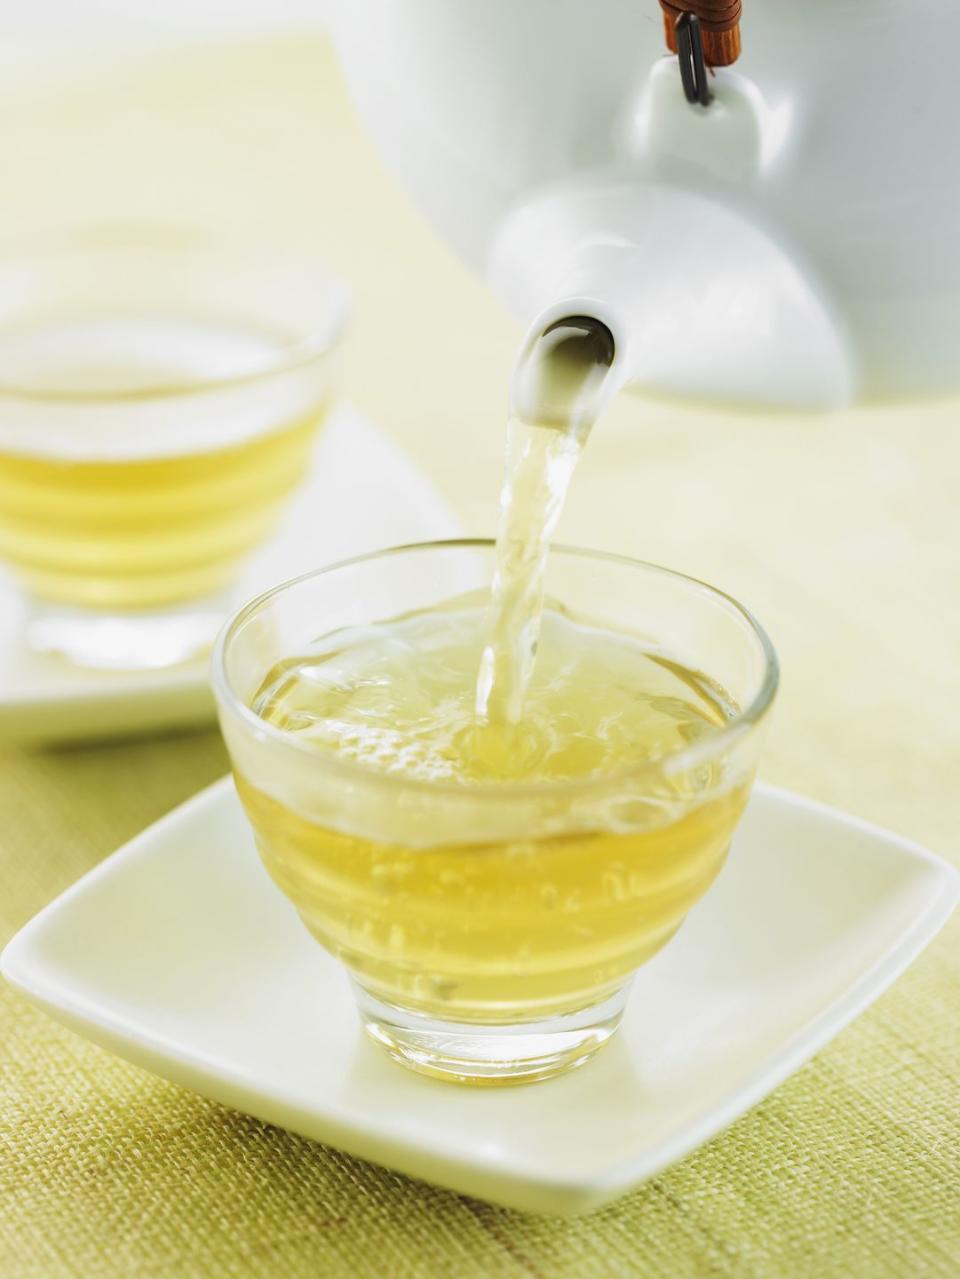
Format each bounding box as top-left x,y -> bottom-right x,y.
328,0 -> 959,409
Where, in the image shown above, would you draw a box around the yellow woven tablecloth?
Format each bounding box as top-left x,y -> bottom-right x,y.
1,36 -> 958,1279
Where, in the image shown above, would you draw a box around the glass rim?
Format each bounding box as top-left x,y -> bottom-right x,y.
212,539 -> 780,799
0,226 -> 350,404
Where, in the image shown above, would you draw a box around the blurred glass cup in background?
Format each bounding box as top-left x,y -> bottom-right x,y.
0,229 -> 348,669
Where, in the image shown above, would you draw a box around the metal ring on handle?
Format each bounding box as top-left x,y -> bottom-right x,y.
675,13 -> 712,106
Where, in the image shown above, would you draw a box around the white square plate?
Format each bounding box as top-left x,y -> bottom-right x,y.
0,406 -> 458,743
3,779 -> 956,1215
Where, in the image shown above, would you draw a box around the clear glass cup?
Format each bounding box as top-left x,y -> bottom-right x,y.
213,541 -> 778,1085
0,229 -> 348,669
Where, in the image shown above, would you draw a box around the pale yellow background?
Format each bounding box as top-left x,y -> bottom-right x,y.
0,36 -> 957,1278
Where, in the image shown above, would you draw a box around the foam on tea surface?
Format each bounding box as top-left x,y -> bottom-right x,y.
253,597 -> 731,786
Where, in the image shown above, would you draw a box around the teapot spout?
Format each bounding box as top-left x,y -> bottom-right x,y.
490,182 -> 855,411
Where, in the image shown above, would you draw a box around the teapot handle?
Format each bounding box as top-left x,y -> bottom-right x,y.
660,1 -> 743,67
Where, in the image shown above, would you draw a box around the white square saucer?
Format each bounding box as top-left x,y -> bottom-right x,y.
3,779 -> 956,1215
0,405 -> 458,743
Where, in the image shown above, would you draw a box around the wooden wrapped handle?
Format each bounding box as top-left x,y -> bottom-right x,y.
660,1 -> 742,67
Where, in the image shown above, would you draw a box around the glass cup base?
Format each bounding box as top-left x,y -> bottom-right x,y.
354,983 -> 632,1086
26,591 -> 233,671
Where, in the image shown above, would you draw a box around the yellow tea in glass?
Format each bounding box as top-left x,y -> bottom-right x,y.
0,232 -> 347,668
214,543 -> 778,1084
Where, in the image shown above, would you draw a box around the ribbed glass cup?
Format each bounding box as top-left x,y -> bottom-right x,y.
213,541 -> 778,1085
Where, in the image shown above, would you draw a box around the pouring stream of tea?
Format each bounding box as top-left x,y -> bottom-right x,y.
476,317 -> 622,725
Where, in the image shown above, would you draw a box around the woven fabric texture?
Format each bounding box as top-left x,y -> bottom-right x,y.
1,36 -> 958,1279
